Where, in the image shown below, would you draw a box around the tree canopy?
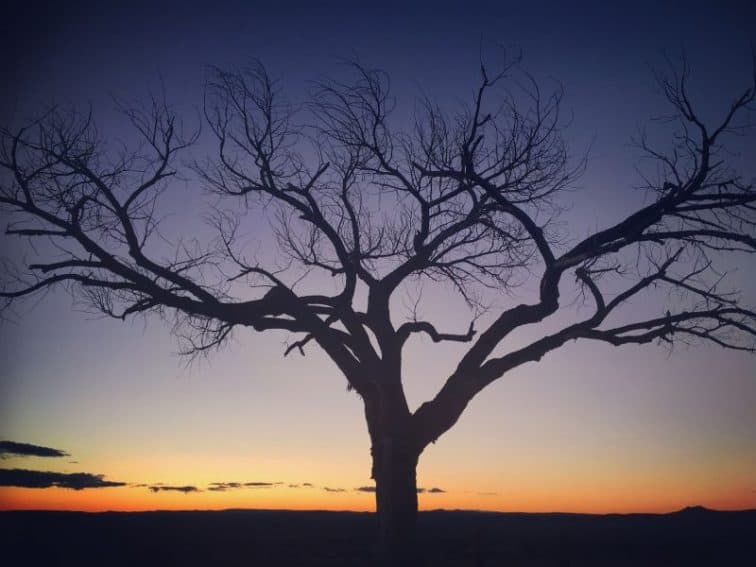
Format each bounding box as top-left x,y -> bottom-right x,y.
2,59 -> 754,417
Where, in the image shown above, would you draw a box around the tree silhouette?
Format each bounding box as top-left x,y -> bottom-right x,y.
2,56 -> 755,564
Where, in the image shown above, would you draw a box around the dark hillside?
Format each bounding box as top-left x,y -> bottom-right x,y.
2,507 -> 754,566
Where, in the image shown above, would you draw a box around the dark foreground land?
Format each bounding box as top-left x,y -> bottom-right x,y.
2,506 -> 754,566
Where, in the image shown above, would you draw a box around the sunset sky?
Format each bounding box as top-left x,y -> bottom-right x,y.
1,0 -> 755,514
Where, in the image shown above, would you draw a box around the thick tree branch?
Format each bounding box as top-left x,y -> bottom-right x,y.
396,320 -> 476,347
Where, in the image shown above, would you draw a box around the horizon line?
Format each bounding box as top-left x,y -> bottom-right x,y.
2,504 -> 754,516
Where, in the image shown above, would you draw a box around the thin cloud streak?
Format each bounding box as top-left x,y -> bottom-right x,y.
0,441 -> 69,458
0,468 -> 125,490
208,481 -> 288,491
147,484 -> 200,494
355,486 -> 446,494
208,482 -> 243,491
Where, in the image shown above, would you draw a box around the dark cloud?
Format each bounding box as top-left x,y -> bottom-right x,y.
302,482 -> 313,487
0,468 -> 125,490
0,441 -> 69,458
208,482 -> 243,491
477,491 -> 498,496
323,487 -> 346,493
417,487 -> 446,494
147,484 -> 200,494
207,481 -> 285,491
354,485 -> 445,494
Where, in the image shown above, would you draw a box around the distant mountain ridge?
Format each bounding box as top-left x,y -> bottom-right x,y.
674,505 -> 714,514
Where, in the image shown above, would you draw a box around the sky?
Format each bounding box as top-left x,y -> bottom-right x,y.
0,0 -> 755,514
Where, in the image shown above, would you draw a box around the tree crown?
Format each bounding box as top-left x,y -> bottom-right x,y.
2,56 -> 754,447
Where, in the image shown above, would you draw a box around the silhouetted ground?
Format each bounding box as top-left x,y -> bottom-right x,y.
1,506 -> 753,565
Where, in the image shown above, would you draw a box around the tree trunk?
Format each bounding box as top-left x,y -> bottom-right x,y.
372,437 -> 421,566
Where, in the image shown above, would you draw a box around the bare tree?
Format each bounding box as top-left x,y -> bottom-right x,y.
2,55 -> 755,564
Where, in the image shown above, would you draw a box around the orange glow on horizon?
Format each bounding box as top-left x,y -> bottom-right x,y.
2,485 -> 754,514
0,486 -> 374,513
